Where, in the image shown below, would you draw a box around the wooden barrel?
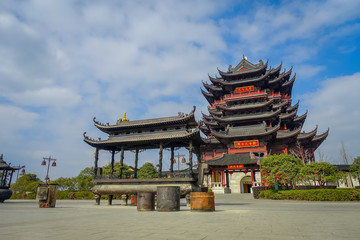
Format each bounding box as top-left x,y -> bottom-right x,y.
156,186 -> 180,212
190,192 -> 215,212
137,192 -> 155,211
130,195 -> 137,206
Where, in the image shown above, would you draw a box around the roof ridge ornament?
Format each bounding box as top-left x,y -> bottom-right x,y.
122,112 -> 129,122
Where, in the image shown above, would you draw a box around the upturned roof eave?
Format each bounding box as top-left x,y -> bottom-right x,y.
210,122 -> 280,139
93,107 -> 197,132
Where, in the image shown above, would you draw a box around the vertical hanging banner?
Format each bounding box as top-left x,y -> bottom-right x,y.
234,140 -> 259,148
235,85 -> 254,93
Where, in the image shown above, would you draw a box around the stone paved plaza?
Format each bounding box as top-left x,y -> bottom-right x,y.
1,194 -> 359,240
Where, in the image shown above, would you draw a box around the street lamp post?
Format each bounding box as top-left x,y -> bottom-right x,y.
16,165 -> 26,180
41,156 -> 56,183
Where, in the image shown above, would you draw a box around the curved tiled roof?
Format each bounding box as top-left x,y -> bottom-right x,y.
268,67 -> 292,85
94,106 -> 197,133
297,126 -> 318,140
218,59 -> 268,78
83,128 -> 205,151
211,122 -> 280,139
217,70 -> 271,86
212,108 -> 281,123
216,99 -> 274,111
207,153 -> 258,166
276,127 -> 302,139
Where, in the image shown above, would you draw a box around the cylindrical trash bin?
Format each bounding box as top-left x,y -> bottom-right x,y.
190,192 -> 215,212
156,186 -> 180,212
137,192 -> 155,211
131,195 -> 137,206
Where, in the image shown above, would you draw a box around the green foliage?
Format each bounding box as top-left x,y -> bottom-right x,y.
261,154 -> 303,188
137,162 -> 158,179
75,167 -> 94,191
50,177 -> 76,191
350,157 -> 360,179
300,162 -> 343,186
102,162 -> 132,179
258,189 -> 360,201
10,174 -> 42,193
10,192 -> 36,199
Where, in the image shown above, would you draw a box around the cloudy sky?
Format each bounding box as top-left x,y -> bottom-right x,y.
1,0 -> 360,180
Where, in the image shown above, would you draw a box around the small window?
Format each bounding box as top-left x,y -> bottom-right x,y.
126,132 -> 130,134
150,129 -> 155,132
137,131 -> 142,133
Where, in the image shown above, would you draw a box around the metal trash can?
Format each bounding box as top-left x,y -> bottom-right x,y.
137,192 -> 155,211
36,184 -> 58,208
156,186 -> 180,212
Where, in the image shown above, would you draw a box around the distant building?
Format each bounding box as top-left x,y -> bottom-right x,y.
199,57 -> 328,193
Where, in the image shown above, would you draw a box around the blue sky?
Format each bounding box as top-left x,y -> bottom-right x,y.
1,0 -> 359,180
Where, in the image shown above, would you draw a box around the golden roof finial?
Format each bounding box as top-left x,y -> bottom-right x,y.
243,55 -> 247,60
122,112 -> 129,122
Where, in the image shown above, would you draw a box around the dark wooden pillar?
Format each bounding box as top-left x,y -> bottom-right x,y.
119,146 -> 124,179
170,146 -> 174,172
94,148 -> 99,177
111,150 -> 115,176
134,149 -> 139,179
188,140 -> 193,172
159,143 -> 163,175
225,170 -> 230,188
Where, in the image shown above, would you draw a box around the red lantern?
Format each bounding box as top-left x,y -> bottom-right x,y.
229,171 -> 234,175
243,171 -> 248,174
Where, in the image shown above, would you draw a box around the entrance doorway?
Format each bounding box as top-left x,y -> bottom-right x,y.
240,176 -> 252,193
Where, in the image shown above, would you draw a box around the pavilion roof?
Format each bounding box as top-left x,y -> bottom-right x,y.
216,99 -> 275,112
211,108 -> 281,123
206,153 -> 258,166
218,59 -> 268,78
268,68 -> 292,85
0,155 -> 20,170
93,106 -> 197,134
276,127 -> 302,139
83,128 -> 205,151
216,70 -> 271,86
211,122 -> 280,139
297,126 -> 318,141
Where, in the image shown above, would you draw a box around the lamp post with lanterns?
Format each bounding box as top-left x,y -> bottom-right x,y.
41,156 -> 56,183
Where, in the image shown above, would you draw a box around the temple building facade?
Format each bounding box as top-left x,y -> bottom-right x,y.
83,57 -> 329,197
200,57 -> 328,193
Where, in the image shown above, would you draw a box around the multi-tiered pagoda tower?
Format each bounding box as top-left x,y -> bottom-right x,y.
200,57 -> 328,193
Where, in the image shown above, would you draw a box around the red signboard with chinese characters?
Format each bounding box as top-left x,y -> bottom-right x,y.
228,164 -> 244,169
235,85 -> 254,93
234,140 -> 259,148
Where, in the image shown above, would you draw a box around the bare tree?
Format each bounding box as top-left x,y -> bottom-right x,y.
288,141 -> 314,164
317,149 -> 330,163
340,141 -> 350,164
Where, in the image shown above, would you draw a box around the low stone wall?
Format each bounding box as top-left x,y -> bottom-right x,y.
252,186 -> 268,199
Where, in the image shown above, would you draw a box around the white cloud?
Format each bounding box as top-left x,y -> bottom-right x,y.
7,87 -> 81,107
302,73 -> 360,162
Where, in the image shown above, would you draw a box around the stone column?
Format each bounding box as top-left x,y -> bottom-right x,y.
94,148 -> 99,177
188,140 -> 193,172
224,170 -> 231,194
134,149 -> 139,179
111,150 -> 115,176
170,146 -> 174,172
119,146 -> 124,179
158,143 -> 163,175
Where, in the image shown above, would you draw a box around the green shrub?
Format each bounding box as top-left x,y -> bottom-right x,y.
258,188 -> 360,201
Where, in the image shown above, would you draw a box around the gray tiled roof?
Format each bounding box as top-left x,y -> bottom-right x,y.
206,153 -> 259,166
